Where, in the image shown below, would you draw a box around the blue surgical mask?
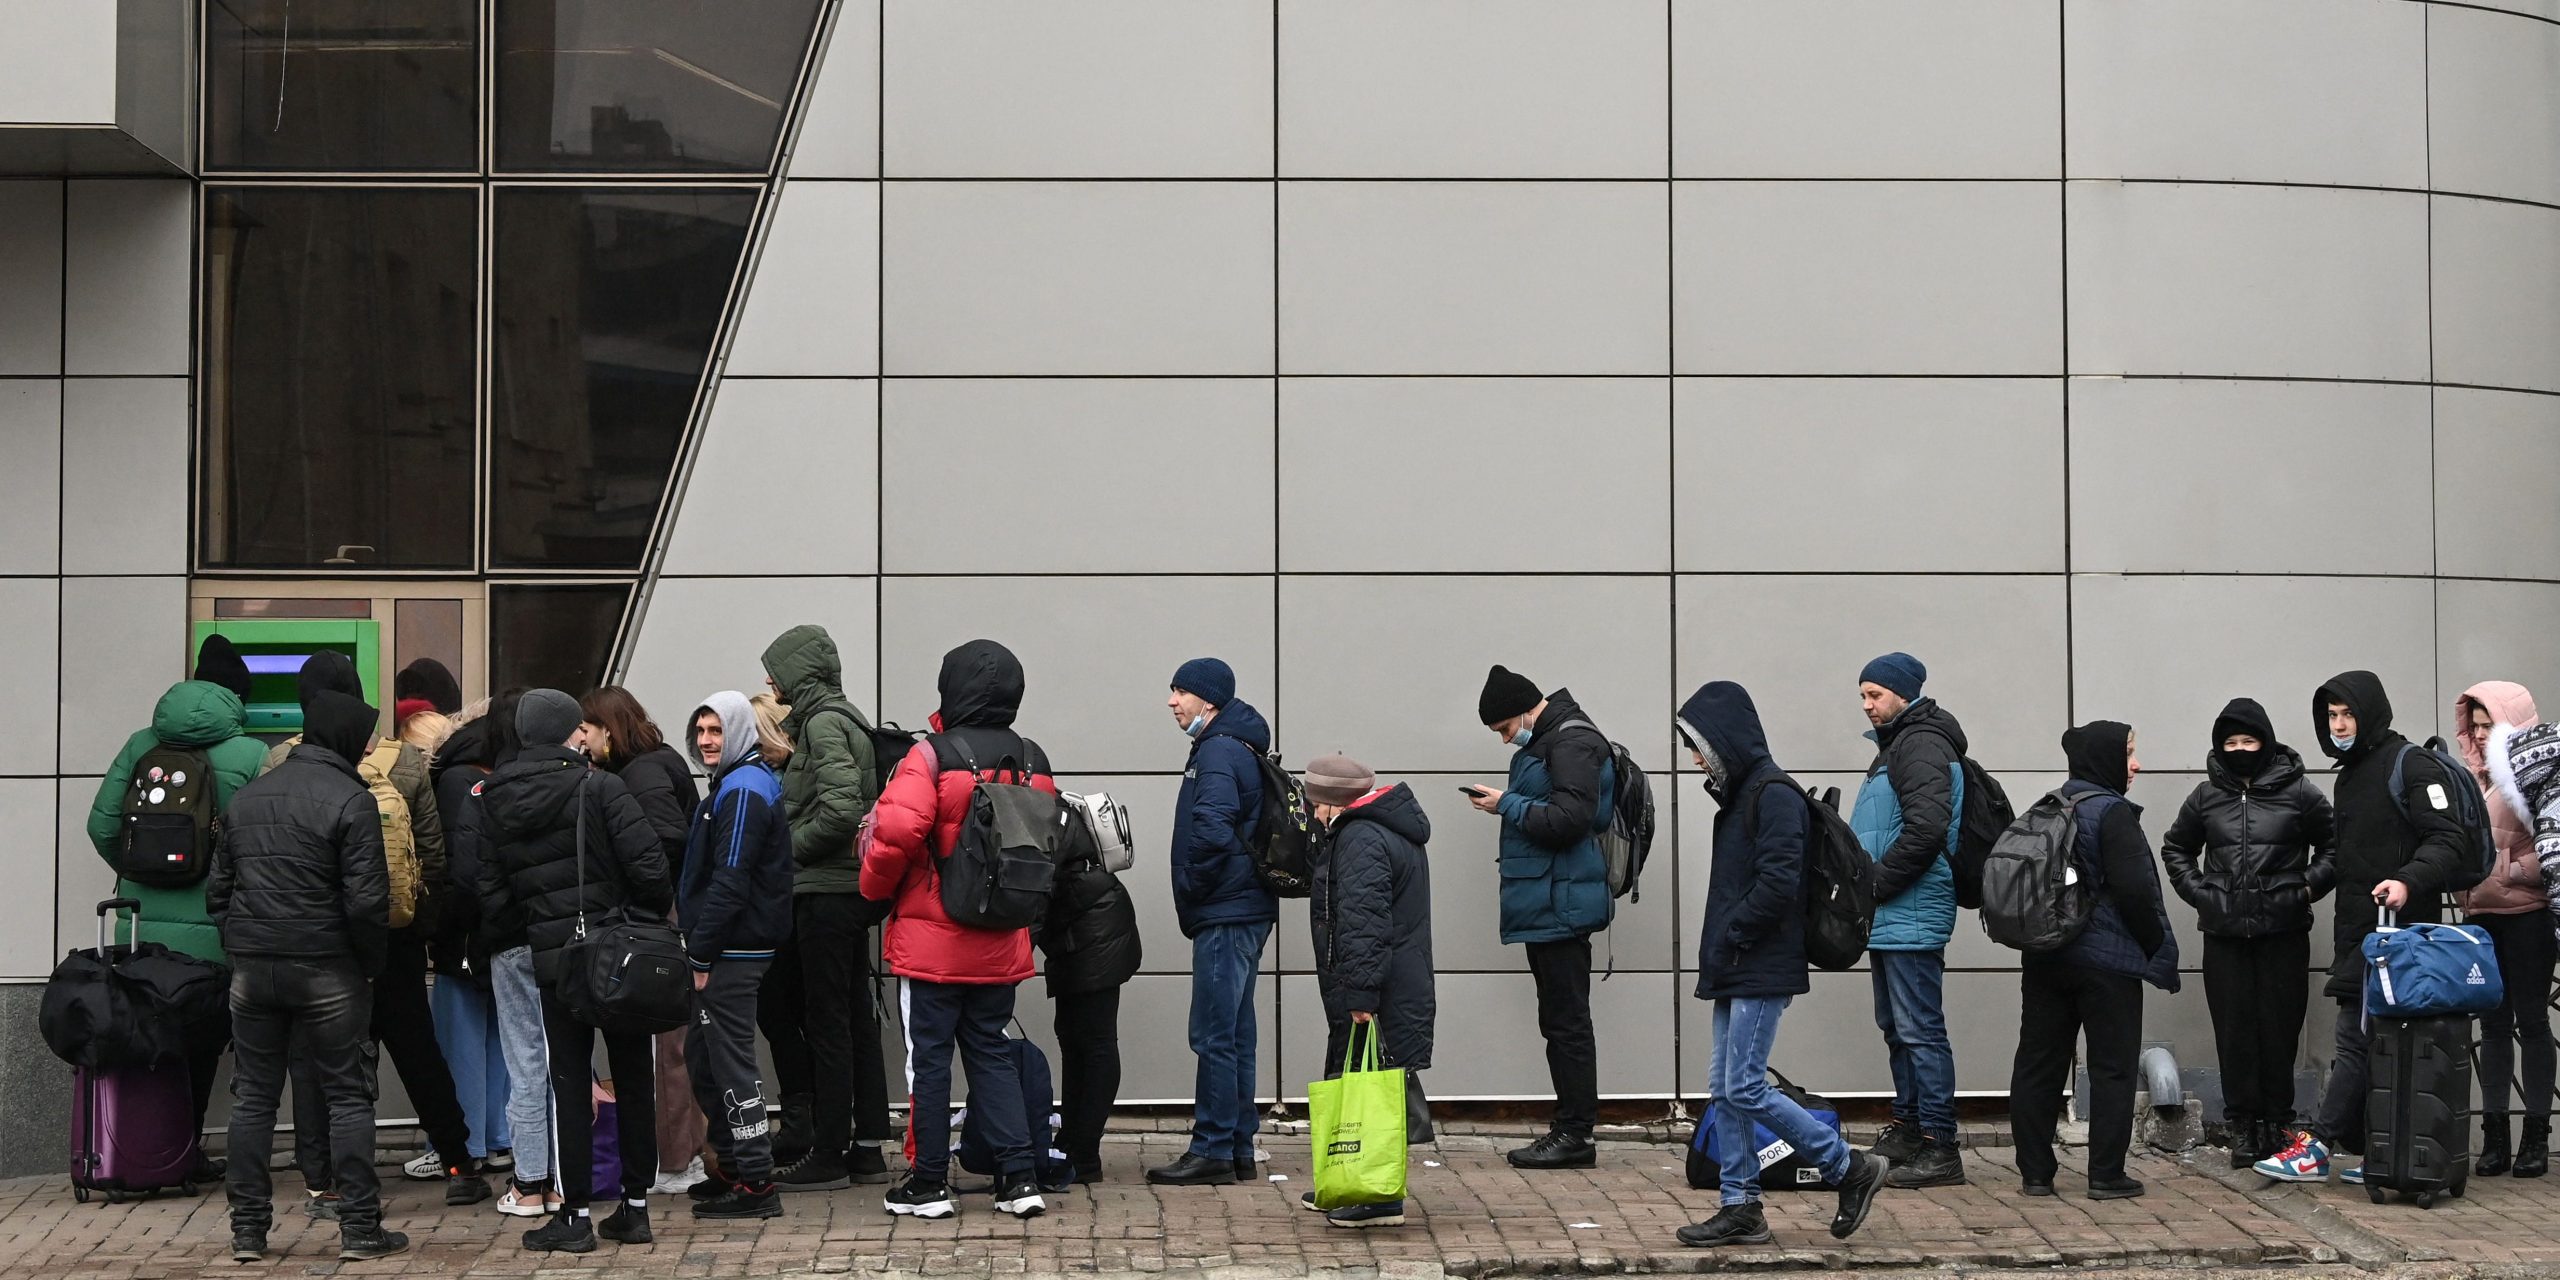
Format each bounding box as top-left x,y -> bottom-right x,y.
1183,714 -> 1208,738
2330,734 -> 2356,752
1509,727 -> 1533,748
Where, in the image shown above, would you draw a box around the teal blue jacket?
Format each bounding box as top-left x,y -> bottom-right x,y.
1493,691 -> 1616,944
1848,699 -> 1967,951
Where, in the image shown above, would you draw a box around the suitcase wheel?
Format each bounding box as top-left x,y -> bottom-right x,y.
2366,1185 -> 2386,1204
71,1185 -> 89,1205
2416,1190 -> 2440,1209
102,1189 -> 123,1206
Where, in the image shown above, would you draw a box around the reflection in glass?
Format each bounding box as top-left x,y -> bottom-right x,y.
491,584 -> 629,697
496,0 -> 826,172
203,187 -> 479,569
490,188 -> 754,569
206,0 -> 479,171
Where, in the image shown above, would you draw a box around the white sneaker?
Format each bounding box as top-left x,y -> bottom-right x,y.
495,1184 -> 559,1217
650,1156 -> 709,1196
402,1151 -> 442,1181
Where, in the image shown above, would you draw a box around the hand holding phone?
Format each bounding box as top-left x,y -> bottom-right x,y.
1458,785 -> 1489,798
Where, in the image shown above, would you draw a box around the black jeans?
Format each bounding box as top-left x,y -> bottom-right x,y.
2476,910 -> 2557,1123
293,931 -> 474,1185
906,980 -> 1028,1183
688,960 -> 775,1183
1051,987 -> 1122,1172
1523,938 -> 1598,1136
797,895 -> 893,1153
2010,963 -> 2144,1184
187,1003 -> 234,1147
228,957 -> 379,1233
539,990 -> 657,1211
759,933 -> 809,1106
2202,931 -> 2311,1128
2313,996 -> 2372,1149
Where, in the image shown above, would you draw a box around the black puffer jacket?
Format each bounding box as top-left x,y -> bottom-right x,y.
2316,670 -> 2471,999
475,746 -> 673,985
1311,783 -> 1436,1071
429,720 -> 499,978
208,735 -> 391,975
2162,704 -> 2336,939
1037,857 -> 1141,997
607,742 -> 698,870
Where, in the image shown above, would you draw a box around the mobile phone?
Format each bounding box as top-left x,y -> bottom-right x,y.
1459,785 -> 1489,798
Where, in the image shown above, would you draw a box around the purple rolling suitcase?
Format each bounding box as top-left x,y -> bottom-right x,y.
68,901 -> 203,1203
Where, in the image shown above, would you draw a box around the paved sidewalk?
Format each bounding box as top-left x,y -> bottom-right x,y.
0,1132 -> 2349,1280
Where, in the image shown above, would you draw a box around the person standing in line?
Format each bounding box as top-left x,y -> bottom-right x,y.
2160,698 -> 2334,1170
467,691 -> 563,1218
425,702 -> 518,1186
578,687 -> 710,1196
397,658 -> 465,718
1670,682 -> 1889,1248
1846,653 -> 1967,1188
1468,665 -> 1615,1170
1035,795 -> 1141,1183
2454,682 -> 2552,1177
2009,722 -> 2180,1200
210,689 -> 408,1263
1149,658 -> 1279,1187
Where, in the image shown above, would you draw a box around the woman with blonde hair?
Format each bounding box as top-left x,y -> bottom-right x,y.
751,693 -> 794,764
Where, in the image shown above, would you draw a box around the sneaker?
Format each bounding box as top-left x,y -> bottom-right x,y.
1504,1130 -> 1597,1170
1869,1120 -> 1924,1166
1325,1200 -> 1406,1229
2088,1176 -> 2146,1200
338,1226 -> 410,1261
2254,1131 -> 2331,1183
191,1152 -> 229,1186
402,1151 -> 442,1181
693,1182 -> 783,1221
650,1156 -> 709,1196
496,1182 -> 560,1217
1884,1136 -> 1966,1189
523,1212 -> 597,1253
303,1190 -> 340,1221
229,1228 -> 266,1264
995,1177 -> 1047,1220
1676,1202 -> 1771,1247
598,1203 -> 652,1244
445,1169 -> 492,1206
2338,1164 -> 2365,1186
847,1144 -> 892,1185
885,1176 -> 956,1220
1299,1190 -> 1324,1213
687,1168 -> 739,1202
484,1148 -> 516,1172
776,1152 -> 852,1192
1830,1151 -> 1889,1240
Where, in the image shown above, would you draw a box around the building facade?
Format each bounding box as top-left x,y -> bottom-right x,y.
2,0 -> 2558,1174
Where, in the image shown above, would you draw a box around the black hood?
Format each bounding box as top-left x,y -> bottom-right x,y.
2208,696 -> 2283,783
1333,781 -> 1431,845
297,650 -> 365,713
193,634 -> 255,703
936,639 -> 1025,730
2211,697 -> 2277,751
477,748 -> 589,837
303,689 -> 376,768
2314,670 -> 2395,762
1675,680 -> 1773,796
396,658 -> 464,715
2062,720 -> 2133,795
434,715 -> 500,776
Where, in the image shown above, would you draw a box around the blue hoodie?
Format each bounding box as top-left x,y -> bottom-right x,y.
1170,698 -> 1279,938
679,693 -> 794,967
1680,682 -> 1812,1001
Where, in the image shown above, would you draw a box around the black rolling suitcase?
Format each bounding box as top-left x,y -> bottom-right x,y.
2362,1015 -> 2471,1207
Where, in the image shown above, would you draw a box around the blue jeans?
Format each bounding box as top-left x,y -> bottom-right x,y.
430,977 -> 511,1160
1711,997 -> 1852,1205
1870,949 -> 1957,1138
1186,921 -> 1270,1161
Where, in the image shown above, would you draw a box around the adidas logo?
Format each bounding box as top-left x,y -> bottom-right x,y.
2468,964 -> 2488,986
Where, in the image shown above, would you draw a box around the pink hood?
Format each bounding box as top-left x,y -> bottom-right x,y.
2457,680 -> 2543,915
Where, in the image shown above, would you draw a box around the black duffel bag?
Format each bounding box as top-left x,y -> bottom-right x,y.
42,898 -> 228,1069
554,780 -> 691,1036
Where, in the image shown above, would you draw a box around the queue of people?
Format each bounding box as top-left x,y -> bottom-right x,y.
82,630 -> 2560,1260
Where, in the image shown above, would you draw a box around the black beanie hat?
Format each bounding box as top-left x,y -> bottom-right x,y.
1479,664 -> 1543,726
395,658 -> 464,715
193,635 -> 254,703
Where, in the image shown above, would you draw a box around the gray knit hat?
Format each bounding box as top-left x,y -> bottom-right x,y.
1303,754 -> 1376,807
517,687 -> 584,749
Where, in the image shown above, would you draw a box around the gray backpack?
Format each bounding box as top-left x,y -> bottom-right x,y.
1978,790 -> 2097,953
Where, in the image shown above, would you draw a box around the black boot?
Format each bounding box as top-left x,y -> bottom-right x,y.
2516,1117 -> 2550,1179
2481,1115 -> 2514,1177
771,1094 -> 813,1167
2227,1119 -> 2258,1170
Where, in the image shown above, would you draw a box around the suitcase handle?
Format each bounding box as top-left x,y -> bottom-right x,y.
96,897 -> 141,952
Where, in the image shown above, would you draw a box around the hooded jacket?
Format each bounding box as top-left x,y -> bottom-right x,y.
605,741 -> 700,875
428,715 -> 500,979
1682,681 -> 1813,1001
1170,698 -> 1279,938
1310,783 -> 1436,1070
2042,722 -> 2178,990
2485,720 -> 2560,941
207,692 -> 390,974
260,653 -> 445,935
1849,697 -> 1966,951
474,746 -> 673,986
2160,698 -> 2337,938
679,693 -> 793,967
2314,671 -> 2470,998
861,640 -> 1045,985
2455,681 -> 2543,916
86,680 -> 273,963
1037,856 -> 1142,997
761,625 -> 880,896
1493,688 -> 1615,944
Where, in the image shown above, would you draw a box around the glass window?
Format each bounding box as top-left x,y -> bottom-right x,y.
495,0 -> 827,172
489,188 -> 753,569
203,187 -> 479,569
490,584 -> 628,697
205,0 -> 479,171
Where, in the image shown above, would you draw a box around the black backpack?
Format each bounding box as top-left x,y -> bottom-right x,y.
1553,719 -> 1657,901
933,736 -> 1071,929
114,744 -> 218,889
2389,737 -> 2497,892
1235,746 -> 1318,898
1898,726 -> 2014,909
812,703 -> 919,796
1978,789 -> 2099,953
41,899 -> 229,1069
1788,784 -> 1876,971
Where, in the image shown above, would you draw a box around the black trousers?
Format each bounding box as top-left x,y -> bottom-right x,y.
2476,910 -> 2557,1122
1524,938 -> 1599,1136
2313,995 -> 2372,1149
796,895 -> 894,1153
539,990 -> 657,1211
2202,931 -> 2311,1129
688,960 -> 775,1184
228,958 -> 378,1233
759,933 -> 809,1107
2010,963 -> 2144,1184
1051,987 -> 1122,1172
293,932 -> 473,1185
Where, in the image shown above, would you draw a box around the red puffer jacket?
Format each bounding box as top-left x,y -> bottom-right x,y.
860,740 -> 1044,985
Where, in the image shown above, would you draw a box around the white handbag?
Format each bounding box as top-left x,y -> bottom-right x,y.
1060,790 -> 1134,873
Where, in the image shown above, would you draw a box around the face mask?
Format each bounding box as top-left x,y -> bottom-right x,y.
1509,728 -> 1533,748
1183,713 -> 1208,738
2330,734 -> 2356,752
2219,746 -> 2266,778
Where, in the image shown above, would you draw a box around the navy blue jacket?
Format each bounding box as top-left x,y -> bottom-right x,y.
1170,699 -> 1278,938
679,756 -> 795,968
2037,723 -> 2180,991
1682,682 -> 1812,1001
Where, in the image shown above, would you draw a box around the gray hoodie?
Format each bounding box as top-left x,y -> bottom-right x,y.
690,690 -> 761,774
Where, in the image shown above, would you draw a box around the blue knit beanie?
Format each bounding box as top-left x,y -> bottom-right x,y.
1859,652 -> 1927,702
1171,657 -> 1236,707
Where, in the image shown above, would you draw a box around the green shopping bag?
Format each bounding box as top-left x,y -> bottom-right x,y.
1309,1022 -> 1407,1210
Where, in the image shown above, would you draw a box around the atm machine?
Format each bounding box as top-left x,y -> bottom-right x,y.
190,619 -> 381,739
186,584 -> 482,742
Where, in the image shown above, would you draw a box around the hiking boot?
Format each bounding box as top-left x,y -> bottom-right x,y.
775,1152 -> 852,1193
597,1203 -> 652,1244
2518,1117 -> 2551,1178
1504,1130 -> 1596,1170
2253,1130 -> 2330,1183
338,1226 -> 410,1261
884,1176 -> 955,1219
523,1212 -> 597,1253
1884,1136 -> 1965,1188
692,1182 -> 782,1220
1868,1120 -> 1923,1165
994,1177 -> 1046,1220
229,1228 -> 266,1264
1676,1202 -> 1771,1247
446,1168 -> 492,1206
847,1144 -> 892,1185
1145,1152 -> 1237,1185
2481,1116 -> 2514,1177
2088,1176 -> 2145,1200
1830,1152 -> 1888,1240
1325,1200 -> 1407,1229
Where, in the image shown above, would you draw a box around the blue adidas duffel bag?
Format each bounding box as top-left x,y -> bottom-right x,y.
2363,912 -> 2503,1018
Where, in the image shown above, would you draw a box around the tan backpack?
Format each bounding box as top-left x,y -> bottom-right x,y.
361,741 -> 421,929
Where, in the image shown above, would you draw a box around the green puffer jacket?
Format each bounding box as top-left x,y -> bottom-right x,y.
763,625 -> 879,896
85,681 -> 273,963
